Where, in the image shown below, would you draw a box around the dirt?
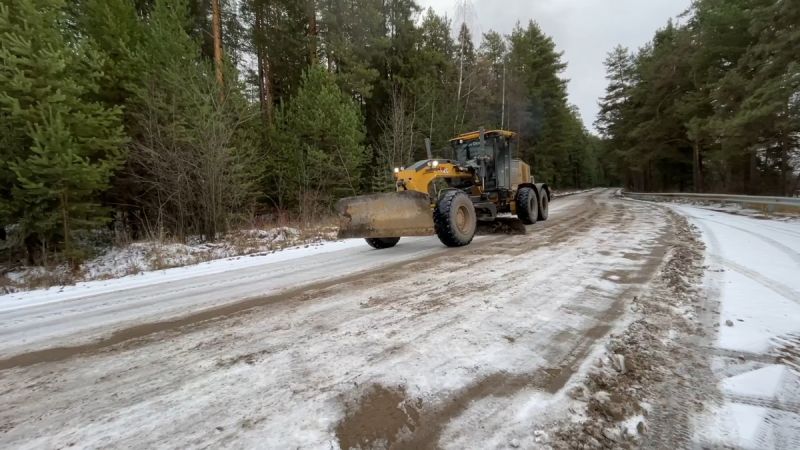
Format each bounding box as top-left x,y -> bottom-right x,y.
475,217 -> 527,235
774,333 -> 800,375
336,373 -> 548,450
549,211 -> 718,449
336,385 -> 423,450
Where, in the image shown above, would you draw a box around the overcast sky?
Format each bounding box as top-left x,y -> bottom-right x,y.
417,0 -> 691,132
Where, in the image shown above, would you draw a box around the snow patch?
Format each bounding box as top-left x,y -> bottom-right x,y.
721,364 -> 787,399
696,403 -> 770,448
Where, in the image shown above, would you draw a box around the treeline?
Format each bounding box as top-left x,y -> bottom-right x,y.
597,0 -> 800,195
1,0 -> 606,265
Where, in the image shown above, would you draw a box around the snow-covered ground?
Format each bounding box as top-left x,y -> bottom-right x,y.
674,205 -> 800,448
2,227 -> 335,294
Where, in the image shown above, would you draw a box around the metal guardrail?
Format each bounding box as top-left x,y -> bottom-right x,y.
622,191 -> 800,213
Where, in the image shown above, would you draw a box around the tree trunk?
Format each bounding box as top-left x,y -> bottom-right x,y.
254,2 -> 273,124
692,139 -> 703,193
780,135 -> 790,196
307,0 -> 317,64
211,0 -> 225,95
60,191 -> 71,265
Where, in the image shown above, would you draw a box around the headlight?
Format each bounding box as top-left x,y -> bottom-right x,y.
431,160 -> 439,168
393,167 -> 400,173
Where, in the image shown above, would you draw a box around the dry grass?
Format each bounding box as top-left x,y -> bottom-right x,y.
0,274 -> 14,295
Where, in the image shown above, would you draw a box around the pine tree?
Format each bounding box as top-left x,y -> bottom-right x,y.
320,0 -> 385,101
124,0 -> 261,240
270,66 -> 367,217
453,22 -> 476,133
717,0 -> 800,194
415,9 -> 458,149
73,0 -> 144,108
507,21 -> 571,186
0,0 -> 125,263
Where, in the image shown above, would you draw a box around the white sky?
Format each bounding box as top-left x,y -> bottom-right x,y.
417,0 -> 691,131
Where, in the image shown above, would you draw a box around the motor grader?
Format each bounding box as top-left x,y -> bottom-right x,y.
336,129 -> 550,248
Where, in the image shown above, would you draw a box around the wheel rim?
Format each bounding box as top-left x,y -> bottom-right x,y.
456,205 -> 468,232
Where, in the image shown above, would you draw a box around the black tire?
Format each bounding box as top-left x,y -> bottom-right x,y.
365,237 -> 400,249
434,190 -> 476,247
538,189 -> 550,221
516,187 -> 539,225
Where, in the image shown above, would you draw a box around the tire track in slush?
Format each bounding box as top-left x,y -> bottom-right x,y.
698,216 -> 800,265
711,255 -> 800,305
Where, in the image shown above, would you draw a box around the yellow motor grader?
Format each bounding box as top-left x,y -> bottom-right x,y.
336,129 -> 550,248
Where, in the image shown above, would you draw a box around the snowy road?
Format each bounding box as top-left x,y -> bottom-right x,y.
0,190 -> 796,449
674,205 -> 800,449
0,190 -> 608,366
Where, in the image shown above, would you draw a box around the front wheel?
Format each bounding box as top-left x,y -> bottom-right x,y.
516,187 -> 539,225
365,237 -> 400,249
434,190 -> 477,247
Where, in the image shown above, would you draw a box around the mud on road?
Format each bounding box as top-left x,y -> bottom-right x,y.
0,190 -> 710,449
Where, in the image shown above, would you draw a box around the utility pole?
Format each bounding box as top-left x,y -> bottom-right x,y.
501,62 -> 506,129
454,0 -> 467,132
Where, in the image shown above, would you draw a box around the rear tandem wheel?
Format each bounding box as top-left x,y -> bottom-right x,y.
538,189 -> 549,221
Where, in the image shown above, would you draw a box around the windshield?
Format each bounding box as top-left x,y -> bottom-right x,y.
454,140 -> 492,163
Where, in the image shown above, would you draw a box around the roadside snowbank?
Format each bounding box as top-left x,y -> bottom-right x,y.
552,188 -> 598,198
1,227 -> 336,294
635,195 -> 799,221
0,234 -> 362,312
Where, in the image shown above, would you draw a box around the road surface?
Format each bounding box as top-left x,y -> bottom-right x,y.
0,189 -> 797,449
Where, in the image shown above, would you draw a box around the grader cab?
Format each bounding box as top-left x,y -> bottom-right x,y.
336,129 -> 550,248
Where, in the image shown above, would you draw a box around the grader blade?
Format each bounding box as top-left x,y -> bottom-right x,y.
336,191 -> 435,239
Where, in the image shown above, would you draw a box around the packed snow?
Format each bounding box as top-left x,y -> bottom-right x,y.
674,205 -> 800,449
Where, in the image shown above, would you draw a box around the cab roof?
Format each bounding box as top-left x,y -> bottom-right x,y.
449,129 -> 516,143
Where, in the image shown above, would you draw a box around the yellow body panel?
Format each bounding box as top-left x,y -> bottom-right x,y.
393,162 -> 473,195
511,160 -> 533,186
449,129 -> 515,143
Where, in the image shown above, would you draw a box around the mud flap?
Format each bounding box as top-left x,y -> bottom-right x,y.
336,191 -> 435,239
